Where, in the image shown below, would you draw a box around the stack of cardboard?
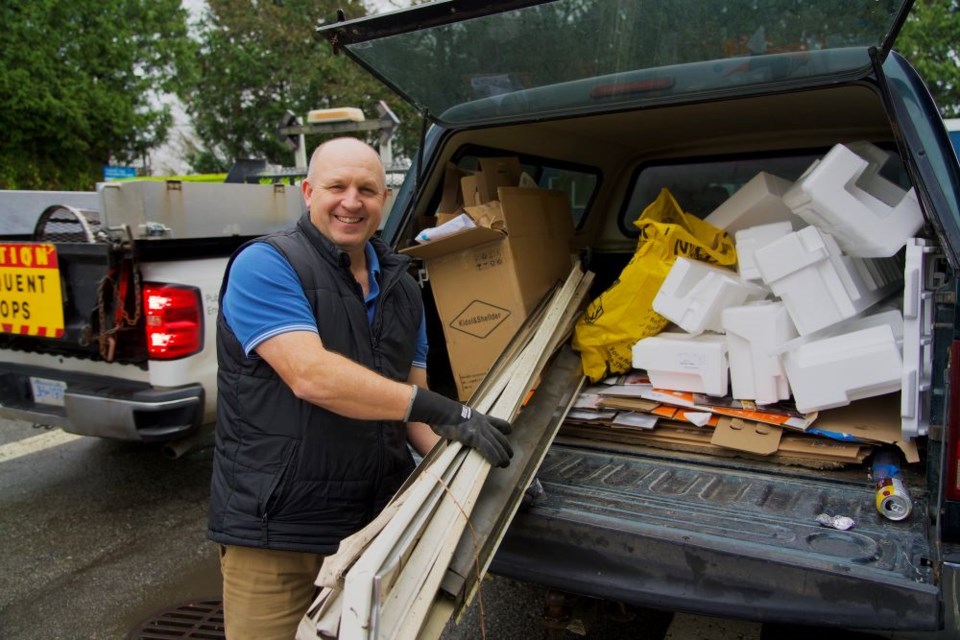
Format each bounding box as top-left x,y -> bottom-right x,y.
560,373 -> 913,468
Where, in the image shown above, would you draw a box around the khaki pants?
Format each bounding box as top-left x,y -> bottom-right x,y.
220,544 -> 326,640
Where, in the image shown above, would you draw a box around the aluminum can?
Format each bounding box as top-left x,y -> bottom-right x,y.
873,450 -> 913,521
875,475 -> 913,521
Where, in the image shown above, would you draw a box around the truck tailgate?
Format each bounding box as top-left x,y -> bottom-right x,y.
492,440 -> 938,630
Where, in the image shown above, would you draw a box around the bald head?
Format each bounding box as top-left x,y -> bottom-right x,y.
301,136 -> 390,262
307,137 -> 386,190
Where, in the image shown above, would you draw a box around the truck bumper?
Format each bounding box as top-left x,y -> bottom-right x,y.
0,363 -> 204,442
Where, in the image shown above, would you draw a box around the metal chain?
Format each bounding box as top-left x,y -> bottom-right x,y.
94,232 -> 141,361
95,274 -> 114,361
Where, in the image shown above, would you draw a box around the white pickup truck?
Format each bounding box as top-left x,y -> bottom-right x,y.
0,180 -> 304,452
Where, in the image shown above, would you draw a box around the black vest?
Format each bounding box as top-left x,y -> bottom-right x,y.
208,213 -> 421,554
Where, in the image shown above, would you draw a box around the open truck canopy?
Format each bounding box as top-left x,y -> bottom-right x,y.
318,0 -> 914,126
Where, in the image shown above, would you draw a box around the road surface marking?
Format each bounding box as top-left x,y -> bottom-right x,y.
0,429 -> 83,463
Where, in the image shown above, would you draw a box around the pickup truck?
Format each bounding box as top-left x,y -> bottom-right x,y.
0,180 -> 303,454
317,0 -> 960,636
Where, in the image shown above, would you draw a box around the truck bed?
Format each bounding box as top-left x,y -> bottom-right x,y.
492,433 -> 937,630
479,249 -> 941,630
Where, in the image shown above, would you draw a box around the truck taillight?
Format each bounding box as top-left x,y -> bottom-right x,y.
947,341 -> 960,501
143,284 -> 203,360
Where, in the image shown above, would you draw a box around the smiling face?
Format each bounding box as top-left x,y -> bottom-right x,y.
301,138 -> 388,261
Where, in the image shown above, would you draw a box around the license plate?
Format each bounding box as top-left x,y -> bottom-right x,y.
30,377 -> 66,407
0,243 -> 65,338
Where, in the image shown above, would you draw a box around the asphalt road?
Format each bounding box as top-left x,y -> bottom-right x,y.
0,420 -> 895,640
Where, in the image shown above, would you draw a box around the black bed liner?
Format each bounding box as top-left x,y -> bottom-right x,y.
492,440 -> 937,630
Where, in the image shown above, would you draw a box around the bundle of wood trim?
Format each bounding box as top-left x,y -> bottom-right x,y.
297,262 -> 592,640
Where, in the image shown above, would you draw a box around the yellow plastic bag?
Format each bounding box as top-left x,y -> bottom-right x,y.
572,188 -> 737,381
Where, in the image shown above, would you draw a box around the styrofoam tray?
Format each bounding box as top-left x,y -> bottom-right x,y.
704,171 -> 803,234
782,320 -> 903,413
632,332 -> 729,396
901,238 -> 935,438
653,257 -> 769,335
754,226 -> 903,335
782,142 -> 924,258
722,301 -> 797,405
735,221 -> 793,282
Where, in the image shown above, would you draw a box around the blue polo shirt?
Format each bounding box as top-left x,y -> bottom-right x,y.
222,241 -> 428,367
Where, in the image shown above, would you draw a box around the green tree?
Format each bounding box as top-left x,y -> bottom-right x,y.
0,1 -> 195,190
898,0 -> 960,117
182,0 -> 419,173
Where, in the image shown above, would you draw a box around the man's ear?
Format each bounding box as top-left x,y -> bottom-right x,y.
301,179 -> 313,208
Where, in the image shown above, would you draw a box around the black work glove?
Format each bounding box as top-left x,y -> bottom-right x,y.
406,386 -> 513,468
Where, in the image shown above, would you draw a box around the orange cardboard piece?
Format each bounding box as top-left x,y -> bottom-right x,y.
651,405 -> 679,419
641,388 -> 817,430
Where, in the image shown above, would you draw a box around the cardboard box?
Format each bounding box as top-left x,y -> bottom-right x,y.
436,162 -> 468,217
402,186 -> 574,399
460,157 -> 522,207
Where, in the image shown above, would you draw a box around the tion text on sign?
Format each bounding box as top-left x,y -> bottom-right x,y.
0,243 -> 64,338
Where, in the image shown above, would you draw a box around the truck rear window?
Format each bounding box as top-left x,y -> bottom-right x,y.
621,148 -> 911,236
620,153 -> 819,236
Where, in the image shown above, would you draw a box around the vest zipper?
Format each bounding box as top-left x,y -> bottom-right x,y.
372,271 -> 390,518
372,269 -> 400,370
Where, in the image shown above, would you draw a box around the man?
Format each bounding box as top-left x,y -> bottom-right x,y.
208,137 -> 513,639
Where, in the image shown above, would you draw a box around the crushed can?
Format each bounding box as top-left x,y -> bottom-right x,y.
872,450 -> 913,521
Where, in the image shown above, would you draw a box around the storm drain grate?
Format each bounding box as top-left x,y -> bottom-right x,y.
128,599 -> 224,640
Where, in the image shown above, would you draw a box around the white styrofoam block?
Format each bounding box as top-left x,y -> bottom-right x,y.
773,306 -> 905,356
652,257 -> 769,335
782,142 -> 924,257
901,238 -> 935,439
753,226 -> 903,336
632,332 -> 729,397
704,171 -> 804,234
722,301 -> 798,405
735,221 -> 793,282
783,323 -> 903,413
